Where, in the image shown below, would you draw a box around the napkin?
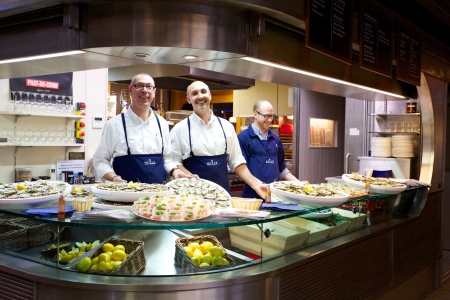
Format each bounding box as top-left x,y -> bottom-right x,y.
22,206 -> 76,217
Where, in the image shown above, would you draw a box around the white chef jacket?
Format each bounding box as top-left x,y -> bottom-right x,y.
170,111 -> 246,172
93,108 -> 178,178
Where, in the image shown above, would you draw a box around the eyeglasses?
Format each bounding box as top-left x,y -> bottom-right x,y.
255,111 -> 276,120
132,84 -> 156,91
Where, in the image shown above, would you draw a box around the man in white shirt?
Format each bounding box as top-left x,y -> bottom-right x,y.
93,73 -> 188,183
170,81 -> 266,198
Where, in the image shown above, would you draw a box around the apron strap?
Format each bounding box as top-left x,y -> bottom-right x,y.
121,112 -> 165,155
187,115 -> 227,156
120,113 -> 132,155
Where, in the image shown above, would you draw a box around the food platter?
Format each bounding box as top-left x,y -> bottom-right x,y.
92,199 -> 133,211
91,182 -> 173,202
341,174 -> 407,195
131,194 -> 214,222
270,181 -> 349,208
166,178 -> 231,209
0,181 -> 71,209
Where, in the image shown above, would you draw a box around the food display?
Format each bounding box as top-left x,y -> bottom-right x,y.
66,186 -> 96,212
132,194 -> 214,222
230,197 -> 262,210
0,180 -> 71,209
320,183 -> 369,198
341,174 -> 407,194
270,181 -> 350,208
166,178 -> 231,208
91,181 -> 173,202
41,240 -> 100,263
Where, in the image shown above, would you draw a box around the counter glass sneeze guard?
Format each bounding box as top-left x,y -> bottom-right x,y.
0,185 -> 429,277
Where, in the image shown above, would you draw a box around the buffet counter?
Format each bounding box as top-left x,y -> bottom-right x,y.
0,181 -> 432,299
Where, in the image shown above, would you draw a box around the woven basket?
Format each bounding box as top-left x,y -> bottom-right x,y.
0,221 -> 28,252
15,218 -> 58,247
79,238 -> 146,275
175,235 -> 235,272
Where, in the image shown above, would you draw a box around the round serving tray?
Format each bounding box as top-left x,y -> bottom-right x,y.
91,184 -> 174,202
131,203 -> 214,223
341,174 -> 407,195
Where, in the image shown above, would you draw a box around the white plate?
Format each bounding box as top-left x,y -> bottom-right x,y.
91,184 -> 174,202
341,174 -> 407,195
269,182 -> 349,208
0,181 -> 71,209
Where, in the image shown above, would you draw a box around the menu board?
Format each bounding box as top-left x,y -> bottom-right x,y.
360,4 -> 392,77
306,0 -> 352,64
397,25 -> 421,86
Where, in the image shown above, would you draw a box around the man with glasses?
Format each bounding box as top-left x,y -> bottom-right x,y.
170,81 -> 266,199
93,73 -> 189,183
238,100 -> 299,199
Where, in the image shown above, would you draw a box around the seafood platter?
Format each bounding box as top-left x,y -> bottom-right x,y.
0,180 -> 71,209
131,194 -> 215,222
341,174 -> 407,195
166,178 -> 231,209
270,181 -> 350,208
91,181 -> 173,202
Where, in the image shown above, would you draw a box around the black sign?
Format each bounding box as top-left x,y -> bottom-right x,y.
306,0 -> 352,64
360,4 -> 392,77
397,25 -> 421,86
10,73 -> 73,98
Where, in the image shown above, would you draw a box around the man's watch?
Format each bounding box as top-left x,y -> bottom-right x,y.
170,168 -> 178,177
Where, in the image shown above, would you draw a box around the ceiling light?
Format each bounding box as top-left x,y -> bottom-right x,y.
0,50 -> 85,64
183,55 -> 198,60
134,53 -> 150,58
242,57 -> 407,99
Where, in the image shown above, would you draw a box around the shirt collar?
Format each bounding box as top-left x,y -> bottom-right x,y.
126,107 -> 154,124
251,123 -> 268,140
191,110 -> 215,126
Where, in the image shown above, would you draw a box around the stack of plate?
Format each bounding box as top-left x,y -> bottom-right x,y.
391,135 -> 415,157
371,137 -> 392,157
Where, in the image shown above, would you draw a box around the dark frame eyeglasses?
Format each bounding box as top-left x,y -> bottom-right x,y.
255,111 -> 276,120
132,84 -> 156,91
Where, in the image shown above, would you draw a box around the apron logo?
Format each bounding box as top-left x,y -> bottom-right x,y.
207,160 -> 218,166
265,159 -> 275,164
145,159 -> 156,165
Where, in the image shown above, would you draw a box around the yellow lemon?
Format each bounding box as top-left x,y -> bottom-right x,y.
191,257 -> 200,266
73,186 -> 83,193
97,261 -> 110,272
91,256 -> 99,265
201,253 -> 212,265
111,249 -> 127,261
183,246 -> 193,257
209,246 -> 224,257
199,262 -> 210,268
200,241 -> 214,254
114,245 -> 126,252
128,181 -> 139,188
16,183 -> 26,191
188,242 -> 200,252
110,260 -> 122,270
222,258 -> 230,265
102,243 -> 115,253
76,257 -> 92,272
192,248 -> 203,259
89,264 -> 98,271
98,253 -> 110,263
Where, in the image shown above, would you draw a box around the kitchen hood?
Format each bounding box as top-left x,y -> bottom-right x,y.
108,64 -> 255,91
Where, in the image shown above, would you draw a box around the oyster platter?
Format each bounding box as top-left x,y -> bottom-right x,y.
91,181 -> 173,202
341,174 -> 407,195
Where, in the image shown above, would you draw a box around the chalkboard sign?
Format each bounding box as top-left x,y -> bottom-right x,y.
306,0 -> 352,64
397,24 -> 421,86
360,4 -> 392,77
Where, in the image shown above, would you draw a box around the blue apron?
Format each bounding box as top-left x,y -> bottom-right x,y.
112,113 -> 166,184
182,116 -> 231,193
242,138 -> 280,199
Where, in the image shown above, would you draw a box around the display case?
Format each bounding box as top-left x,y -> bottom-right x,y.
0,183 -> 429,277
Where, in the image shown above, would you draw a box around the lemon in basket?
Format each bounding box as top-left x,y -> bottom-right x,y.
188,242 -> 200,252
200,241 -> 214,254
111,249 -> 127,261
102,243 -> 115,253
209,246 -> 225,257
110,261 -> 122,270
114,244 -> 126,252
193,248 -> 203,259
183,246 -> 194,257
98,261 -> 110,272
76,257 -> 92,272
201,253 -> 212,265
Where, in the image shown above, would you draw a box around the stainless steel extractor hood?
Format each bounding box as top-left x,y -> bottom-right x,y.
108,64 -> 255,91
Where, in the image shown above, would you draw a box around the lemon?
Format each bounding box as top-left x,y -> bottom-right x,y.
111,249 -> 127,261
209,246 -> 224,257
110,260 -> 122,270
199,262 -> 210,268
114,244 -> 126,252
192,248 -> 203,259
16,183 -> 26,191
128,181 -> 139,188
76,257 -> 92,272
91,256 -> 99,265
106,251 -> 113,257
212,255 -> 224,266
98,253 -> 110,263
201,253 -> 212,265
102,243 -> 115,253
183,246 -> 193,257
188,242 -> 200,252
200,241 -> 214,254
222,258 -> 230,265
97,261 -> 110,272
73,186 -> 83,193
89,264 -> 98,271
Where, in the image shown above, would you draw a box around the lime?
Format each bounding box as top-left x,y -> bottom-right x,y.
209,246 -> 224,257
199,262 -> 210,268
76,257 -> 92,272
191,257 -> 200,266
212,255 -> 224,266
201,253 -> 212,265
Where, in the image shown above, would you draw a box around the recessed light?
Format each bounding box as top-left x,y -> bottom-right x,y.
183,55 -> 198,60
134,53 -> 149,58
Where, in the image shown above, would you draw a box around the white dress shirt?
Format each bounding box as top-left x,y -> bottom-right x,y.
93,108 -> 177,178
170,111 -> 246,172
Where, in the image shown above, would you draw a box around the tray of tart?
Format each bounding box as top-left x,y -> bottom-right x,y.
341,174 -> 407,195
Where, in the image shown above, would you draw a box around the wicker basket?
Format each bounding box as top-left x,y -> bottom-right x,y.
15,218 -> 58,247
0,221 -> 28,252
175,235 -> 235,272
77,238 -> 146,275
230,197 -> 262,210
